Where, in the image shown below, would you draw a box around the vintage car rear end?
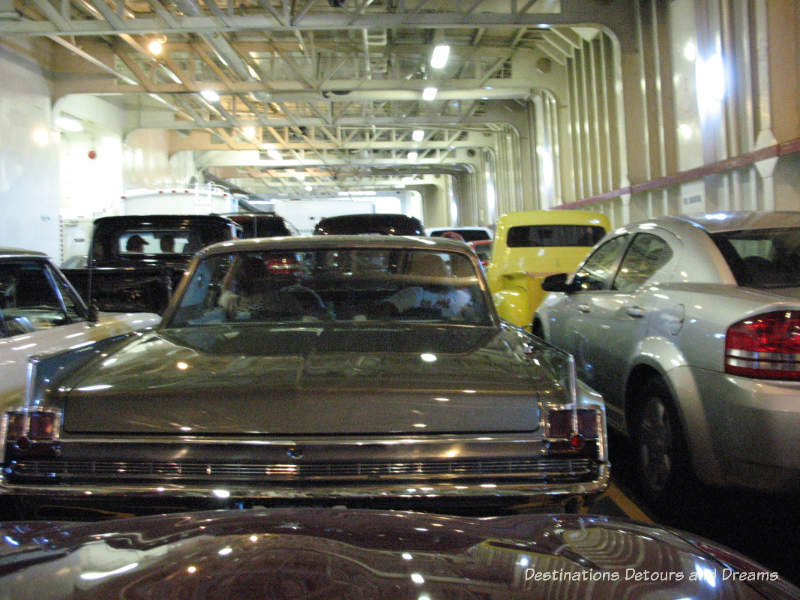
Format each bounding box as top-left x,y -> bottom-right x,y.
0,236 -> 608,517
487,210 -> 609,329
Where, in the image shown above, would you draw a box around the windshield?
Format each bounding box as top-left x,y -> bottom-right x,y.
168,247 -> 492,328
711,228 -> 800,288
0,259 -> 84,336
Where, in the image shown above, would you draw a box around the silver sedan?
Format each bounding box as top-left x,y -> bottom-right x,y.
534,211 -> 800,507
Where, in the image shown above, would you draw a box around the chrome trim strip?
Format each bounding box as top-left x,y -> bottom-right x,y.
726,357 -> 800,371
727,349 -> 800,361
51,433 -> 545,446
8,457 -> 597,481
0,464 -> 610,502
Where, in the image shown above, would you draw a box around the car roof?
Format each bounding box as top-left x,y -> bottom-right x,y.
663,211 -> 800,233
93,214 -> 237,226
313,213 -> 425,235
497,209 -> 610,228
200,234 -> 473,257
0,247 -> 48,259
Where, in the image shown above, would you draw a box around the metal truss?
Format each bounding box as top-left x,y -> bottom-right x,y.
2,0 -> 621,193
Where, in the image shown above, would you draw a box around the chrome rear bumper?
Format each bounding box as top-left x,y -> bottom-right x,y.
0,464 -> 609,516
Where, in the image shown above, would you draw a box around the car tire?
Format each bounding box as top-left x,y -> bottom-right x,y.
631,378 -> 693,513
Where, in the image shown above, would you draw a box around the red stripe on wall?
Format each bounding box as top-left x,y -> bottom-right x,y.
555,137 -> 800,210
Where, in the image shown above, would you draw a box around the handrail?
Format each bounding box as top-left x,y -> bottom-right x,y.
556,137 -> 800,210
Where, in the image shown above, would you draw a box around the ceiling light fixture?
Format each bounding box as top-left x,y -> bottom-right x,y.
242,125 -> 256,139
54,116 -> 83,132
412,129 -> 424,142
408,151 -> 419,161
266,148 -> 282,161
147,36 -> 166,56
430,44 -> 450,69
200,89 -> 220,103
422,87 -> 438,101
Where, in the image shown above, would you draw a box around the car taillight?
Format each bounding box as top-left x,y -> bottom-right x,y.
725,311 -> 800,380
545,408 -> 600,440
3,409 -> 61,443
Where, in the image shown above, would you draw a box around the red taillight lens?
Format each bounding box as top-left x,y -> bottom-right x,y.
545,408 -> 599,439
725,311 -> 800,380
29,412 -> 59,440
4,412 -> 27,441
266,258 -> 302,275
3,410 -> 61,443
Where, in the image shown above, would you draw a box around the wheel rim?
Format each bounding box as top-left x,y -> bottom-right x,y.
637,396 -> 673,493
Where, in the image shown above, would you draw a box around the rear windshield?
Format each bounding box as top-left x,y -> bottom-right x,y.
169,247 -> 491,328
506,225 -> 606,248
92,219 -> 233,262
711,228 -> 800,288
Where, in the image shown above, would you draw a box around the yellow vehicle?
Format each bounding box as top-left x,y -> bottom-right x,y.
486,210 -> 610,330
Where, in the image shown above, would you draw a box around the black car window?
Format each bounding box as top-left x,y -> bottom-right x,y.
612,233 -> 673,292
506,225 -> 606,247
572,235 -> 629,291
0,260 -> 71,336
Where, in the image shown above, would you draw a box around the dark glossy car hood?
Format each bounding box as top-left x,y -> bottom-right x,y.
0,509 -> 795,599
59,324 -> 557,435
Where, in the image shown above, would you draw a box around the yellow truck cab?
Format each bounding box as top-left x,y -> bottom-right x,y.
486,210 -> 609,330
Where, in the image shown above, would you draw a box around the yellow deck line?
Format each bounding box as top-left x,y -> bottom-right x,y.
604,482 -> 654,523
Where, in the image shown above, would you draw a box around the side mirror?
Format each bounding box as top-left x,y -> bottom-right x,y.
541,273 -> 571,293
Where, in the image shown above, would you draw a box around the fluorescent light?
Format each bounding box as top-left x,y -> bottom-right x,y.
430,44 -> 450,69
412,129 -> 424,142
242,125 -> 256,139
200,89 -> 220,102
422,87 -> 438,101
54,116 -> 83,132
408,151 -> 418,161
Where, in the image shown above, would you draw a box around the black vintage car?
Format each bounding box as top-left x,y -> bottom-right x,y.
1,236 -> 608,517
313,213 -> 425,236
63,214 -> 241,314
0,508 -> 797,599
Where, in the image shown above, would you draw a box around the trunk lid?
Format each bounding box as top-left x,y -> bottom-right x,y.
62,325 -> 552,436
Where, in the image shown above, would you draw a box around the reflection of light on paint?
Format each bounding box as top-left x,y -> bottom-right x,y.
519,556 -> 530,567
695,563 -> 717,588
81,562 -> 138,581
